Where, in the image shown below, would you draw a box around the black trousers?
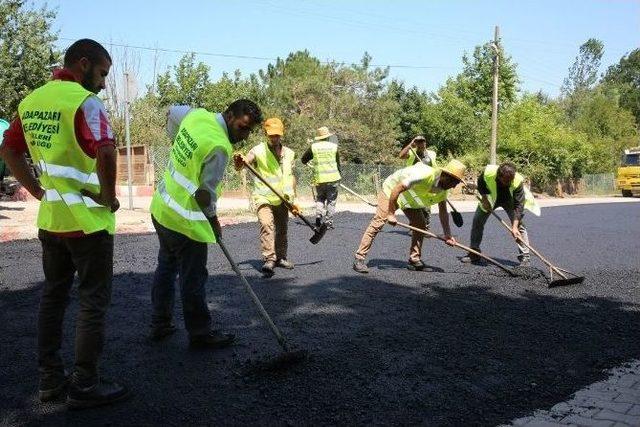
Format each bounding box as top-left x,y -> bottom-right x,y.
151,216 -> 211,337
37,229 -> 113,385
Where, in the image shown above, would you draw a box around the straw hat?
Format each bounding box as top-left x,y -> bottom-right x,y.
440,159 -> 466,182
264,118 -> 284,136
314,126 -> 334,140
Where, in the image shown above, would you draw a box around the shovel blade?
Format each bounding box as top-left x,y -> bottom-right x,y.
451,211 -> 464,227
548,276 -> 585,288
309,223 -> 328,244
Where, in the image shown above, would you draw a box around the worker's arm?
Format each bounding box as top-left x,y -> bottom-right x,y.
300,147 -> 313,165
81,144 -> 119,212
386,183 -> 408,225
510,183 -> 525,240
0,144 -> 44,200
196,148 -> 228,238
476,172 -> 492,211
336,151 -> 341,174
398,139 -> 417,159
438,200 -> 456,245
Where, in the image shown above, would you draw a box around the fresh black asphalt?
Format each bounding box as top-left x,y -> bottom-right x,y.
1,202 -> 639,425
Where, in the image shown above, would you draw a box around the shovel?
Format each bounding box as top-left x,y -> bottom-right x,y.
241,158 -> 327,244
394,221 -> 516,277
408,147 -> 463,227
474,195 -> 584,287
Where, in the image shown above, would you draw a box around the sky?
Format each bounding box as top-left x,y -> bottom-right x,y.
32,0 -> 640,98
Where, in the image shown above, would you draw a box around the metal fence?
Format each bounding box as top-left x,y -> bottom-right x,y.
579,173 -> 616,196
149,145 -> 618,197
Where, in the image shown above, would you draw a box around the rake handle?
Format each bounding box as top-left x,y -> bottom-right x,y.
474,194 -> 569,280
242,159 -> 316,231
339,183 -> 378,207
395,221 -> 515,276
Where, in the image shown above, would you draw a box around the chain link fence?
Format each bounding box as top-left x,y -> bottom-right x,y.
149,145 -> 618,197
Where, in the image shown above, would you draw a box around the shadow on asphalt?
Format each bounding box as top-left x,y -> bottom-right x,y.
1,268 -> 639,425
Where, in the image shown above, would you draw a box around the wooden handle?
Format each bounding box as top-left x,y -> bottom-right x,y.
395,221 -> 515,276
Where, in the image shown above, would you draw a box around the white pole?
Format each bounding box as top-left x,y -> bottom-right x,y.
490,25 -> 500,165
124,72 -> 133,210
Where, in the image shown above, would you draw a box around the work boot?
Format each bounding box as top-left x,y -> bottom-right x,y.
39,371 -> 68,402
261,260 -> 275,277
67,377 -> 130,410
407,259 -> 426,271
276,259 -> 294,269
353,259 -> 369,274
461,252 -> 482,264
189,331 -> 236,350
148,323 -> 177,342
325,220 -> 334,230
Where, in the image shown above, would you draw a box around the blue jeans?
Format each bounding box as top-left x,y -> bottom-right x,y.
151,216 -> 211,337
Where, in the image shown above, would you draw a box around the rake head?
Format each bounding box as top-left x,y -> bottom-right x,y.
309,222 -> 328,244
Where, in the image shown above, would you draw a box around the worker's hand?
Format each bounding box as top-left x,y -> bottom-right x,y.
386,214 -> 398,225
211,215 -> 222,240
444,235 -> 457,246
410,138 -> 417,148
80,190 -> 120,213
511,226 -> 522,241
233,153 -> 245,171
290,204 -> 301,216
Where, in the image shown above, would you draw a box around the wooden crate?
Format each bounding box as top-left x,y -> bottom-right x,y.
117,145 -> 152,185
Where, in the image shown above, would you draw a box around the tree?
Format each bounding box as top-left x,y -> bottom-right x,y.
0,0 -> 59,118
454,41 -> 519,113
156,53 -> 210,107
561,38 -> 605,96
603,48 -> 640,126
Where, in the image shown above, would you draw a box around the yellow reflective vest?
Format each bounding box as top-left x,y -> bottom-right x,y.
311,140 -> 341,183
250,142 -> 295,207
480,164 -> 541,216
150,109 -> 232,243
383,163 -> 449,209
18,80 -> 115,234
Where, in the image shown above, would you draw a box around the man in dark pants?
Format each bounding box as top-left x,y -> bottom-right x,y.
0,39 -> 128,408
149,100 -> 262,348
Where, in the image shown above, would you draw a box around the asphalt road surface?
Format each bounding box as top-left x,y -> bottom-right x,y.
1,202 -> 639,426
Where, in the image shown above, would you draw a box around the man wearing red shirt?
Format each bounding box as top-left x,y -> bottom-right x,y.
0,39 -> 128,409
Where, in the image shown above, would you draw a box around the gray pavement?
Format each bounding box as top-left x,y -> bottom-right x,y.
0,202 -> 639,425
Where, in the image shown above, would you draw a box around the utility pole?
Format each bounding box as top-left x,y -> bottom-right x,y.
490,25 -> 500,164
124,71 -> 133,210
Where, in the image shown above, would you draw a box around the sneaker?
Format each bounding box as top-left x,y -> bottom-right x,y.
461,253 -> 482,264
67,378 -> 130,410
189,331 -> 236,350
518,257 -> 531,267
261,260 -> 275,277
407,259 -> 426,271
325,221 -> 334,230
353,259 -> 369,274
39,372 -> 68,402
148,323 -> 177,342
275,259 -> 294,269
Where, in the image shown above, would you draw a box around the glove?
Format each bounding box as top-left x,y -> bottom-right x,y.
290,204 -> 301,216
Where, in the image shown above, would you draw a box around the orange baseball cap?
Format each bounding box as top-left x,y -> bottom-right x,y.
264,118 -> 284,136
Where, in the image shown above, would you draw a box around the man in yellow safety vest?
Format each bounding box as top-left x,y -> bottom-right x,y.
398,135 -> 437,167
0,39 -> 128,408
148,100 -> 262,348
234,118 -> 296,277
353,159 -> 466,274
461,162 -> 540,266
301,126 -> 341,229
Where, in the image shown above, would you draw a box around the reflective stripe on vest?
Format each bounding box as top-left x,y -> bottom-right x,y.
250,142 -> 295,207
18,80 -> 115,234
382,163 -> 449,209
150,109 -> 232,243
481,164 -> 541,216
311,141 -> 341,183
406,149 -> 437,167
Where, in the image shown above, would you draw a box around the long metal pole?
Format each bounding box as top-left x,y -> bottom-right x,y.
124,72 -> 133,210
490,25 -> 500,164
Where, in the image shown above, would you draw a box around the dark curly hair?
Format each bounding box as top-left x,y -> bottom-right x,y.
224,99 -> 263,124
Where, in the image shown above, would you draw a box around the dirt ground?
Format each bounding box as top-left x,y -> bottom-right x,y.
1,202 -> 639,425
